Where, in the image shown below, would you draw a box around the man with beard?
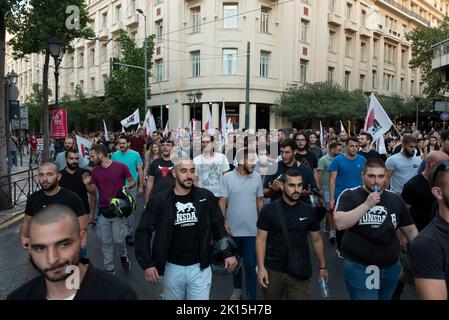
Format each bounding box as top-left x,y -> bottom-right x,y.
83,144 -> 135,274
334,159 -> 418,300
112,135 -> 144,246
357,132 -> 382,160
386,135 -> 421,194
219,148 -> 264,300
293,131 -> 318,180
55,137 -> 86,170
410,161 -> 449,300
8,205 -> 137,300
20,162 -> 87,250
256,169 -> 328,300
135,158 -> 238,300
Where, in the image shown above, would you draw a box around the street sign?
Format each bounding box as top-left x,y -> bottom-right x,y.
441,112 -> 449,121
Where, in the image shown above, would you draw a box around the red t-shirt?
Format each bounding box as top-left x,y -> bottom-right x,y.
130,136 -> 146,158
28,138 -> 38,150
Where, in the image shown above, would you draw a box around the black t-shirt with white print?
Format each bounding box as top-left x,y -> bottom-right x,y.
148,158 -> 175,197
336,186 -> 414,268
168,191 -> 200,266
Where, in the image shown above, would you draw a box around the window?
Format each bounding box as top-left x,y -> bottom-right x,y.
102,12 -> 107,27
373,39 -> 378,58
400,78 -> 404,93
156,20 -> 163,43
372,70 -> 377,88
223,4 -> 238,29
302,0 -> 311,4
191,51 -> 200,77
402,50 -> 407,67
79,50 -> 84,68
300,20 -> 309,42
384,73 -> 395,91
346,3 -> 352,20
223,49 -> 237,75
102,74 -> 107,90
328,67 -> 334,83
70,83 -> 75,95
260,7 -> 270,33
70,56 -> 74,67
345,37 -> 352,57
361,10 -> 366,27
191,7 -> 201,33
79,80 -> 84,92
344,71 -> 350,90
361,42 -> 367,61
385,44 -> 394,64
260,51 -> 270,77
130,0 -> 136,14
359,74 -> 365,90
155,59 -> 163,81
300,59 -> 308,83
328,31 -> 336,52
90,77 -> 95,92
90,48 -> 95,65
329,0 -> 336,13
102,44 -> 107,62
115,5 -> 121,22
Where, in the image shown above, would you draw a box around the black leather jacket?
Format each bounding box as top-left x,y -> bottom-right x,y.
134,186 -> 229,275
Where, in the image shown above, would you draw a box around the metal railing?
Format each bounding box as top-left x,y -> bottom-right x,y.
0,167 -> 40,210
380,0 -> 430,26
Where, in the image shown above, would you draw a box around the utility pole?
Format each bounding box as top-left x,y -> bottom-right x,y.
245,41 -> 250,129
137,9 -> 148,115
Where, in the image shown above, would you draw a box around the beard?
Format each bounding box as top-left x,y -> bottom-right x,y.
284,191 -> 301,202
41,179 -> 58,191
67,162 -> 79,170
178,178 -> 193,190
33,255 -> 80,282
243,164 -> 254,174
443,192 -> 449,209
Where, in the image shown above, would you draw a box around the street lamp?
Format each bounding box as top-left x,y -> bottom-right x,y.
414,96 -> 421,131
136,9 -> 148,116
186,90 -> 202,121
48,37 -> 64,108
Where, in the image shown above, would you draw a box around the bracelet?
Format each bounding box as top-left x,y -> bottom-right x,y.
319,267 -> 327,270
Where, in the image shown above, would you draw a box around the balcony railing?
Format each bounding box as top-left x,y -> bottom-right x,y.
380,0 -> 430,26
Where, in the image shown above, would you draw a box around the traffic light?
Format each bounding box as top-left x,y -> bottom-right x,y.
111,57 -> 120,71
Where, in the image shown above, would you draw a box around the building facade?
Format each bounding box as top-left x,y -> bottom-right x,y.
6,0 -> 449,130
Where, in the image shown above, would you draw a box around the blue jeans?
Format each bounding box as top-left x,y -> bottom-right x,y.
232,236 -> 257,300
162,262 -> 212,300
126,187 -> 137,237
9,151 -> 18,167
344,259 -> 401,300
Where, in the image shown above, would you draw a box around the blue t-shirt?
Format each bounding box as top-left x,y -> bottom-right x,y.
111,150 -> 143,183
328,154 -> 366,199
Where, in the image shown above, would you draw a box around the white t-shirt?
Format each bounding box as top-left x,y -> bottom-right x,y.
193,153 -> 230,196
385,153 -> 421,194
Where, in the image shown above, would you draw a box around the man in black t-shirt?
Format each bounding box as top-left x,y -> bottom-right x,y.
334,158 -> 418,300
410,161 -> 449,300
256,169 -> 328,300
8,205 -> 137,300
293,131 -> 318,175
20,162 -> 87,250
357,132 -> 382,160
144,138 -> 175,203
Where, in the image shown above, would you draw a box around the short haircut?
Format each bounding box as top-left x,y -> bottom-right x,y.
360,132 -> 373,143
440,129 -> 449,142
430,161 -> 449,188
91,144 -> 109,156
402,135 -> 418,146
118,134 -> 130,143
39,161 -> 59,172
65,148 -> 79,159
328,141 -> 341,150
30,204 -> 80,235
362,158 -> 386,174
202,134 -> 215,143
280,168 -> 302,183
347,136 -> 359,144
278,128 -> 287,136
280,138 -> 297,151
160,137 -> 174,146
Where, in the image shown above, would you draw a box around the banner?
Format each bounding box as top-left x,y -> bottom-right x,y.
75,135 -> 92,165
204,106 -> 214,134
364,93 -> 393,143
51,108 -> 68,138
143,110 -> 157,135
120,108 -> 140,128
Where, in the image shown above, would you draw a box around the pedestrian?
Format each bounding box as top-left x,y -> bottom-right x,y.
111,135 -> 144,246
357,132 -> 382,160
9,134 -> 19,167
308,132 -> 323,161
83,144 -> 135,274
334,158 -> 418,300
293,131 -> 318,177
55,136 -> 86,170
256,169 -> 328,300
130,128 -> 147,161
410,160 -> 449,300
135,157 -> 238,300
219,148 -> 264,300
143,142 -> 160,179
8,204 -> 137,300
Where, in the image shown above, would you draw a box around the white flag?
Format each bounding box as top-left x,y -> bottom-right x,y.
221,100 -> 227,139
227,118 -> 234,133
163,121 -> 169,137
204,106 -> 215,134
364,93 -> 394,143
340,120 -> 346,133
120,108 -> 140,128
320,121 -> 324,149
143,110 -> 157,135
121,126 -> 126,134
376,135 -> 387,155
103,120 -> 109,141
76,135 -> 92,165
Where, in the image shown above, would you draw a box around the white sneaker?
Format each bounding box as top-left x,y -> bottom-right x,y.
329,229 -> 336,242
336,249 -> 343,259
230,288 -> 242,300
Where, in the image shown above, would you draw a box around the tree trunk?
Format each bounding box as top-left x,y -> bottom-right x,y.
42,53 -> 50,162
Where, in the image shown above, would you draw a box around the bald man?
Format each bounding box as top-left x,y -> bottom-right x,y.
21,162 -> 87,250
8,204 -> 137,300
392,151 -> 449,299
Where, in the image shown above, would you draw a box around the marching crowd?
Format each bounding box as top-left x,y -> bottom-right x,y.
5,124 -> 449,300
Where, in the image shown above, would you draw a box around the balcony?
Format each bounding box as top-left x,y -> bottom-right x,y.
384,28 -> 401,43
98,28 -> 108,40
378,0 -> 430,26
125,13 -> 139,27
110,21 -> 123,34
360,26 -> 373,38
328,12 -> 343,26
344,20 -> 358,33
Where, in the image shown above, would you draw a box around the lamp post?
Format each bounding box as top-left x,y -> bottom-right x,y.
414,96 -> 421,131
48,37 -> 64,109
186,90 -> 202,122
136,9 -> 148,116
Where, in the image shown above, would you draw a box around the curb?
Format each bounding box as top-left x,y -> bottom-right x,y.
0,213 -> 24,231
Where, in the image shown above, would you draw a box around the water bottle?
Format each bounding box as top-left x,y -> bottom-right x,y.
319,278 -> 330,298
374,185 -> 378,192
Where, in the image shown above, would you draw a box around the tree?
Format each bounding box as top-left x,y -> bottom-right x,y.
26,83 -> 52,134
104,29 -> 154,130
406,16 -> 449,98
8,0 -> 94,161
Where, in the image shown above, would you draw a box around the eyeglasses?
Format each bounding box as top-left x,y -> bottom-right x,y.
296,138 -> 306,142
432,160 -> 449,187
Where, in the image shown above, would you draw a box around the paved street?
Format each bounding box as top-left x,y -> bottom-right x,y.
0,194 -> 418,300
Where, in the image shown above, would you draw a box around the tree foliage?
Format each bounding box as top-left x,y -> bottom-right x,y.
406,16 -> 449,98
27,83 -> 51,134
104,29 -> 154,129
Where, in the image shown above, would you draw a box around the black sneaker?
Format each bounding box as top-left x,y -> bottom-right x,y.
125,235 -> 134,246
120,256 -> 131,272
105,269 -> 115,275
